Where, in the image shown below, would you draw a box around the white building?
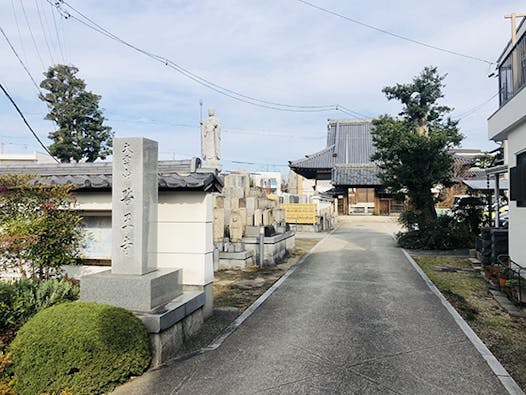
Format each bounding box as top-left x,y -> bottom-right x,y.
488,16 -> 526,268
0,151 -> 56,164
250,171 -> 283,195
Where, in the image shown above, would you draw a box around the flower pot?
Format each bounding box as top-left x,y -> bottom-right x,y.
484,266 -> 499,284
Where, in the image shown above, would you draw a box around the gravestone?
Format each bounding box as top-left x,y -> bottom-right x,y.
254,209 -> 263,227
213,207 -> 225,243
229,209 -> 244,242
262,208 -> 273,226
246,197 -> 257,226
273,208 -> 286,225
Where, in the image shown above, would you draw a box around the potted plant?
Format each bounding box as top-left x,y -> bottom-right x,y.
483,265 -> 499,284
498,266 -> 510,288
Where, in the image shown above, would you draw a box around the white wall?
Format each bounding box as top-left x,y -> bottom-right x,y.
75,190 -> 214,287
156,191 -> 214,286
76,192 -> 112,211
488,87 -> 526,141
507,124 -> 526,268
489,84 -> 526,268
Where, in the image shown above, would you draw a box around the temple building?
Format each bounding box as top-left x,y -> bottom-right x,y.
289,119 -> 403,215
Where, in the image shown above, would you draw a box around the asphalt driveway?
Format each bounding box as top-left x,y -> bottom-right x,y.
114,216 -> 508,394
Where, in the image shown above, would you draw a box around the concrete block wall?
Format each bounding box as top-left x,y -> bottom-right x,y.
157,191 -> 214,287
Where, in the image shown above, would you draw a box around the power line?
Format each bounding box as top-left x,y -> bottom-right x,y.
10,0 -> 27,63
455,92 -> 499,120
0,82 -> 58,162
295,0 -> 494,65
230,160 -> 289,167
224,129 -> 323,140
109,115 -> 325,139
48,0 -> 366,116
0,25 -> 42,93
49,1 -> 65,63
34,0 -> 55,65
19,0 -> 46,70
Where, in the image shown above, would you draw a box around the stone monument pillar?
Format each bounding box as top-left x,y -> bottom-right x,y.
112,138 -> 158,275
81,137 -> 182,312
201,108 -> 222,170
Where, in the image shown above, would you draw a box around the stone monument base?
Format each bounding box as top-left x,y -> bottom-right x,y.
202,159 -> 222,171
80,268 -> 182,312
242,231 -> 296,266
184,283 -> 214,319
136,290 -> 205,366
219,250 -> 255,270
81,269 -> 207,367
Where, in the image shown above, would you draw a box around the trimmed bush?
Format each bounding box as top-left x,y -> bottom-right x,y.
10,302 -> 151,394
0,278 -> 79,344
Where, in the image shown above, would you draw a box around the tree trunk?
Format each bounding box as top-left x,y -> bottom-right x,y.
418,201 -> 437,231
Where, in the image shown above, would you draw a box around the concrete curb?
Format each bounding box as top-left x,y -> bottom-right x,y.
402,249 -> 524,395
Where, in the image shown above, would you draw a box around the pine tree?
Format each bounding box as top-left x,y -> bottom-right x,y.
371,67 -> 463,232
39,64 -> 113,163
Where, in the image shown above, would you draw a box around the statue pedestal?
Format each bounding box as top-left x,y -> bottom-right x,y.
202,159 -> 222,171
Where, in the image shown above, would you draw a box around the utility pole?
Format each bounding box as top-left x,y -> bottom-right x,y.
504,13 -> 526,45
199,99 -> 203,159
504,13 -> 526,92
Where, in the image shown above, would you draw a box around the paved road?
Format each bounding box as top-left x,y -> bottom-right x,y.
115,217 -> 507,394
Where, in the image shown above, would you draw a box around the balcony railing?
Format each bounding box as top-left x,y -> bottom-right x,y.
499,30 -> 526,105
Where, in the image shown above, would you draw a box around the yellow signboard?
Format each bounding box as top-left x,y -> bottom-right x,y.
281,203 -> 317,224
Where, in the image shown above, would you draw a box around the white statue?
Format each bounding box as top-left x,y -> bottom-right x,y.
201,108 -> 221,168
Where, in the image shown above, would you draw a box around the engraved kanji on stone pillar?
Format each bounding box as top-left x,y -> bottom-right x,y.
111,138 -> 158,275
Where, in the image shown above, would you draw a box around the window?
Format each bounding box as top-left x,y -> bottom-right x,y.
510,152 -> 526,207
499,31 -> 526,105
499,57 -> 514,104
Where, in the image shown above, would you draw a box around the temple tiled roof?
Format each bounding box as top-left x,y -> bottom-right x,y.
0,159 -> 223,192
289,119 -> 380,185
331,163 -> 380,186
289,119 -> 375,170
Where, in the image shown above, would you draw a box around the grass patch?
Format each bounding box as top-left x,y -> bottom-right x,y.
414,256 -> 526,390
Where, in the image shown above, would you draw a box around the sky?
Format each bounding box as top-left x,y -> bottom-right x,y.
0,0 -> 521,174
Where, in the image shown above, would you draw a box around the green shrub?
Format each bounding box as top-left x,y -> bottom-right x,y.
0,278 -> 79,340
0,174 -> 85,279
10,302 -> 151,395
0,352 -> 15,395
397,215 -> 472,250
